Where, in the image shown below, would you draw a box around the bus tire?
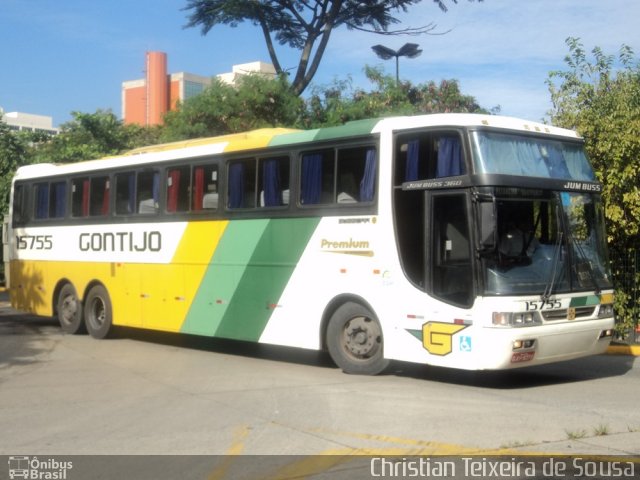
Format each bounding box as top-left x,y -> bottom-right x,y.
57,283 -> 85,334
84,285 -> 113,339
326,302 -> 389,375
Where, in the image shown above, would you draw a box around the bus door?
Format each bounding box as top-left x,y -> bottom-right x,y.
427,191 -> 474,307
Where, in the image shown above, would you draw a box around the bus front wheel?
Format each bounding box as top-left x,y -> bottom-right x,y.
57,283 -> 85,334
84,285 -> 113,339
326,302 -> 389,375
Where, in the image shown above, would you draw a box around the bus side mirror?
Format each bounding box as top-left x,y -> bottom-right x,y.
477,201 -> 496,250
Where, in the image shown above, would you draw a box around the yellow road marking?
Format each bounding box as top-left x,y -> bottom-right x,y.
207,425 -> 251,480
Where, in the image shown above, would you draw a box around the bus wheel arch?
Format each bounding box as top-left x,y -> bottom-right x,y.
322,296 -> 390,375
53,280 -> 86,335
83,282 -> 113,339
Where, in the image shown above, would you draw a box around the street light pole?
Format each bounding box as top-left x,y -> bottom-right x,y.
371,43 -> 423,85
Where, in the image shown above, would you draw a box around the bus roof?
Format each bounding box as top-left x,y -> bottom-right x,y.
13,114 -> 580,180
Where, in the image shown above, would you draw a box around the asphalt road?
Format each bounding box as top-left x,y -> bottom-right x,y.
0,299 -> 639,478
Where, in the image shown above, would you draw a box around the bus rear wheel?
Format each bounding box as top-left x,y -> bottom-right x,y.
57,283 -> 85,334
326,302 -> 389,375
84,285 -> 113,339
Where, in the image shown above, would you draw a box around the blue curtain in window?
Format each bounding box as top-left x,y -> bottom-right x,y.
152,172 -> 160,205
36,185 -> 48,219
301,153 -> 322,204
229,163 -> 245,208
436,137 -> 463,177
54,183 -> 66,218
544,143 -> 571,179
359,148 -> 377,202
263,159 -> 281,207
405,140 -> 420,181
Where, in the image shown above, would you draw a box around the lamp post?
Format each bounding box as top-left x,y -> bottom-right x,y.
371,43 -> 422,85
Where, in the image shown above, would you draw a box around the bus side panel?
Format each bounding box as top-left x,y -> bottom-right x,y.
259,215 -> 387,351
180,217 -> 320,340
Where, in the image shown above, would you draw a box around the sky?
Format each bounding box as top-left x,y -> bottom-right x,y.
2,0 -> 639,128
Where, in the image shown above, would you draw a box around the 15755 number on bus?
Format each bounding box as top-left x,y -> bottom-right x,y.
525,299 -> 562,311
16,235 -> 53,250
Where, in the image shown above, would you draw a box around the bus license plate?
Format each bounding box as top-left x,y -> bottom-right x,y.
511,351 -> 535,363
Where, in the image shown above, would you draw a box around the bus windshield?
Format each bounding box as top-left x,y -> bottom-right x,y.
482,191 -> 612,296
471,131 -> 595,180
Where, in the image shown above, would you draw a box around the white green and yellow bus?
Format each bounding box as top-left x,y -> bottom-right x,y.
3,114 -> 615,374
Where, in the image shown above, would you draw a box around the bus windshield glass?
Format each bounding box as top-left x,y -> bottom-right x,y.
471,131 -> 596,180
482,191 -> 612,296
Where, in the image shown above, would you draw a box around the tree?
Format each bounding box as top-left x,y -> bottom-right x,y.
184,0 -> 481,96
0,119 -> 33,215
547,37 -> 640,336
162,73 -> 305,140
30,110 -> 161,164
303,65 -> 490,127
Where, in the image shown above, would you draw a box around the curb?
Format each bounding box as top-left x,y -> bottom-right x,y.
606,344 -> 640,356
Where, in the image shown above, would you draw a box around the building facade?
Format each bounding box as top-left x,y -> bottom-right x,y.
1,111 -> 59,135
122,52 -> 277,126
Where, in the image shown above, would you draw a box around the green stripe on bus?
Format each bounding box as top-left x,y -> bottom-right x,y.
570,295 -> 601,307
180,220 -> 269,336
313,118 -> 380,141
268,129 -> 320,147
181,217 -> 320,340
268,118 -> 380,147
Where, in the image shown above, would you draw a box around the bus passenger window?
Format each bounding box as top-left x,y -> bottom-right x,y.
300,147 -> 376,205
90,177 -> 110,216
258,156 -> 289,207
192,165 -> 218,211
337,147 -> 376,203
34,183 -> 49,219
12,184 -> 27,225
167,166 -> 190,213
115,172 -> 135,215
49,181 -> 67,219
396,132 -> 464,184
71,178 -> 90,217
228,159 -> 256,209
137,171 -> 160,214
300,150 -> 332,205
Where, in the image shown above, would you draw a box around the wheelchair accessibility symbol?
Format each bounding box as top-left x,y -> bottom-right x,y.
459,336 -> 472,352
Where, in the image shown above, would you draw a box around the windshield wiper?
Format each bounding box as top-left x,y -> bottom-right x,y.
542,231 -> 563,302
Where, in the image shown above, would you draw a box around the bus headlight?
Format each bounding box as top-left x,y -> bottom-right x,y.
492,311 -> 542,327
598,303 -> 614,318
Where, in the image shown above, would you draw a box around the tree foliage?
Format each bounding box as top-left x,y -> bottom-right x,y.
547,37 -> 640,335
30,110 -> 159,165
304,65 -> 490,127
0,119 -> 32,216
162,74 -> 304,140
184,0 -> 481,95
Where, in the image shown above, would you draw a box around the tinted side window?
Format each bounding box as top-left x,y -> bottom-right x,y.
12,184 -> 27,225
258,156 -> 290,207
33,182 -> 49,220
228,159 -> 257,209
49,181 -> 67,218
395,131 -> 465,184
115,172 -> 135,215
167,166 -> 190,213
300,146 -> 376,205
90,177 -> 110,216
115,170 -> 159,215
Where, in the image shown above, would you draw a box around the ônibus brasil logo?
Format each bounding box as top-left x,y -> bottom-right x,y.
8,456 -> 73,479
